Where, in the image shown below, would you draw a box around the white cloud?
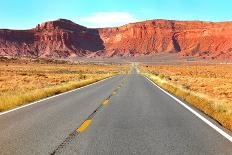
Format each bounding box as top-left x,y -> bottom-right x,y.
78,12 -> 137,28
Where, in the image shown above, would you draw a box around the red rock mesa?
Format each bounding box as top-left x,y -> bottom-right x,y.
1,19 -> 232,60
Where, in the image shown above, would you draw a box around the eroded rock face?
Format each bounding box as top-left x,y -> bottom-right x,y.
1,19 -> 232,60
98,20 -> 232,59
0,19 -> 104,58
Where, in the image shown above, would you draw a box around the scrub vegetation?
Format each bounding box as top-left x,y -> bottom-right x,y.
0,59 -> 129,111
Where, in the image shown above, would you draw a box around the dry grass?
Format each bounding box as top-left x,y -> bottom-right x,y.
139,64 -> 232,131
0,61 -> 129,111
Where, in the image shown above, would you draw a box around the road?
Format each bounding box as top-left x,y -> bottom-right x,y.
0,69 -> 231,155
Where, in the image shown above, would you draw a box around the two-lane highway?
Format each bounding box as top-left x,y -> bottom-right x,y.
0,69 -> 232,155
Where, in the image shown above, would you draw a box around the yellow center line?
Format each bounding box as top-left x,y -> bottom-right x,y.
76,81 -> 126,134
76,119 -> 92,133
102,99 -> 109,105
75,81 -> 127,135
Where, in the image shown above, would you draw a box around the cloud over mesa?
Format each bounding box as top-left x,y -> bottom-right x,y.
78,12 -> 137,28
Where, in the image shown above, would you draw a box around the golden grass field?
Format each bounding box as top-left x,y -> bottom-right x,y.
139,64 -> 232,131
0,60 -> 129,112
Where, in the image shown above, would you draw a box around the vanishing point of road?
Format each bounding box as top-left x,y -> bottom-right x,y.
0,68 -> 231,155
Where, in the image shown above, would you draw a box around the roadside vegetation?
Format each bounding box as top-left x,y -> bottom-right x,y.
0,59 -> 129,112
139,64 -> 232,131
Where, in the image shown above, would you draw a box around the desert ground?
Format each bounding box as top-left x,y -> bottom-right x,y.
0,58 -> 129,111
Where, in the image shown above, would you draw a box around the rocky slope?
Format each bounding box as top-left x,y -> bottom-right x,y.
1,19 -> 232,60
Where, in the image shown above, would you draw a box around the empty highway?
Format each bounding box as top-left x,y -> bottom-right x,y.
0,69 -> 231,155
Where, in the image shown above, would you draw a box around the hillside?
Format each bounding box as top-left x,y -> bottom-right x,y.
1,19 -> 232,60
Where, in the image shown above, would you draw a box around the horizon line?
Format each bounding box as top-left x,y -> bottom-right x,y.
1,18 -> 232,30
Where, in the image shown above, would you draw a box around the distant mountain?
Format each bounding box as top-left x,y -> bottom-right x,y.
1,18 -> 232,60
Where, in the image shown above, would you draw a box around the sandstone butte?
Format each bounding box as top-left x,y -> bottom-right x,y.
0,18 -> 232,60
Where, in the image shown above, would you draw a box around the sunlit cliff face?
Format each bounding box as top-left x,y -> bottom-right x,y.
1,19 -> 232,59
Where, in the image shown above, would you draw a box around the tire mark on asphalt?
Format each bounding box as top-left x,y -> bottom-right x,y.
50,76 -> 128,155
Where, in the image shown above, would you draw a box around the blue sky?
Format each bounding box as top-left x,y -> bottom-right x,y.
0,0 -> 232,29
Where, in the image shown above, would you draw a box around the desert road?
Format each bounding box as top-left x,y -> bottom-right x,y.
0,69 -> 232,155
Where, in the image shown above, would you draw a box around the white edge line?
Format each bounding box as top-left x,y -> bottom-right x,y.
0,76 -> 117,116
144,76 -> 232,143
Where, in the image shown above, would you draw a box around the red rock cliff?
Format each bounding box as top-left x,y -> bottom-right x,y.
0,19 -> 104,58
1,19 -> 232,60
98,20 -> 232,59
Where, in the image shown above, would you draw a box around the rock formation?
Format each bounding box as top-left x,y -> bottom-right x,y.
1,18 -> 232,60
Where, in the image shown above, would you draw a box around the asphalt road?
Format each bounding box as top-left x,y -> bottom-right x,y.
0,70 -> 232,155
0,75 -> 124,155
